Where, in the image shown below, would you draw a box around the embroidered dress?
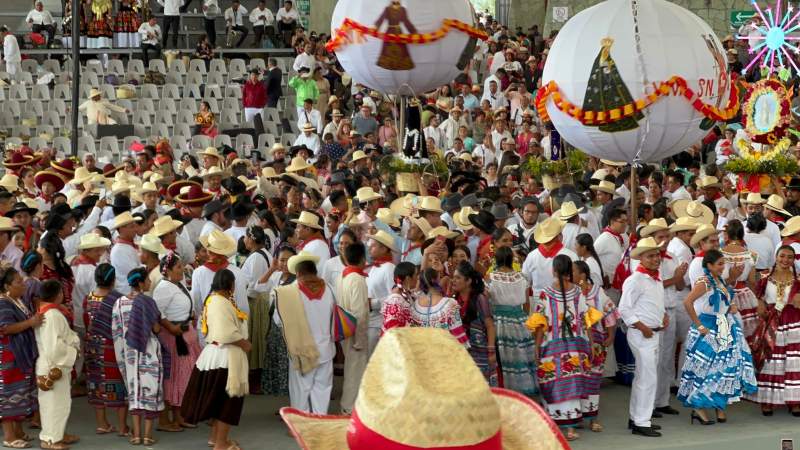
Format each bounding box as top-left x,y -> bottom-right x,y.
381,286 -> 415,334
677,273 -> 757,409
581,283 -> 619,418
111,293 -> 165,417
410,296 -> 468,346
0,297 -> 37,420
526,286 -> 596,427
487,271 -> 535,395
113,0 -> 141,47
87,0 -> 114,49
724,249 -> 759,339
41,265 -> 74,325
747,277 -> 800,407
465,293 -> 499,387
261,272 -> 293,396
84,291 -> 127,408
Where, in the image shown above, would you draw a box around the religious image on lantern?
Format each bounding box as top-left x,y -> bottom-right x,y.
374,0 -> 418,70
581,38 -> 643,133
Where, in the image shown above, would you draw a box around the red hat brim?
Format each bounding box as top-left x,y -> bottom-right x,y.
175,190 -> 213,206
34,170 -> 66,192
167,180 -> 202,198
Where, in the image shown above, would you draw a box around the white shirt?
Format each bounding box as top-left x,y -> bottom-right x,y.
619,271 -> 666,328
183,218 -> 206,244
276,7 -> 299,23
191,264 -> 249,345
298,109 -> 323,134
224,225 -> 247,244
688,256 -> 705,287
71,262 -> 97,330
594,230 -> 628,281
581,256 -> 604,288
225,6 -> 248,26
240,250 -> 272,297
138,22 -> 161,46
110,241 -> 140,295
321,256 -> 345,290
762,218 -> 782,250
272,282 -> 336,363
561,222 -> 587,253
249,6 -> 274,26
322,120 -> 340,140
157,0 -> 181,16
293,53 -> 316,72
471,144 -> 496,168
153,280 -> 194,322
669,186 -> 692,202
481,90 -> 508,110
366,262 -> 395,329
0,244 -> 22,273
26,9 -> 54,26
630,251 -> 682,308
293,133 -> 321,155
3,34 -> 21,63
490,129 -> 512,153
744,232 -> 773,270
424,126 -> 444,149
522,246 -> 578,298
199,220 -> 223,239
300,238 -> 331,273
203,0 -> 220,18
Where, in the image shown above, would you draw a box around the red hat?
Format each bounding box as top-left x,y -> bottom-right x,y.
103,163 -> 123,177
175,185 -> 213,206
130,141 -> 146,153
3,152 -> 36,169
34,170 -> 67,192
167,180 -> 201,198
50,158 -> 75,178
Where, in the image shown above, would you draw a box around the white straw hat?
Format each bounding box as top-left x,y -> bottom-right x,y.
199,229 -> 237,257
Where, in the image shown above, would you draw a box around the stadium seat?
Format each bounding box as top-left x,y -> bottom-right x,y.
31,84 -> 51,101
53,136 -> 71,155
191,135 -> 212,150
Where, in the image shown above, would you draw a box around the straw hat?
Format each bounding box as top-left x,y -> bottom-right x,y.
331,109 -> 343,117
696,175 -> 722,189
639,218 -> 670,238
671,200 -> 714,224
327,96 -> 339,105
781,216 -> 800,237
281,327 -> 570,450
112,211 -> 143,230
202,166 -> 224,179
200,229 -> 237,257
600,159 -> 626,167
453,207 -> 476,231
291,211 -> 323,230
396,172 -> 419,193
590,169 -> 609,181
238,175 -> 258,191
286,156 -> 312,172
68,167 -> 94,186
418,196 -> 443,213
0,218 -> 19,232
149,216 -> 184,237
427,226 -> 460,241
0,174 -> 19,192
140,181 -> 158,194
198,147 -> 222,159
630,236 -> 663,259
390,194 -> 417,217
765,194 -> 791,216
589,180 -> 616,195
556,201 -> 580,221
262,167 -> 281,179
376,208 -> 400,228
78,234 -> 111,250
669,216 -> 699,233
742,192 -> 765,205
458,153 -> 473,163
351,150 -> 369,162
301,122 -> 316,132
111,180 -> 132,196
89,88 -> 102,99
140,234 -> 167,255
690,224 -> 718,247
175,185 -> 213,206
356,187 -> 383,203
34,170 -> 66,191
410,216 -> 432,237
367,230 -> 398,253
533,216 -> 565,244
287,250 -> 321,275
270,143 -> 286,155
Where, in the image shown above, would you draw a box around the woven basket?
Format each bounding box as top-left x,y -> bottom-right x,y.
396,172 -> 418,193
116,85 -> 136,99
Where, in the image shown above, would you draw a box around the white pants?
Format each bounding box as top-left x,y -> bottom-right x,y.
627,328 -> 660,427
288,359 -> 333,414
674,306 -> 692,384
340,337 -> 368,414
6,61 -> 20,77
38,370 -> 71,444
244,107 -> 262,123
656,308 -> 677,407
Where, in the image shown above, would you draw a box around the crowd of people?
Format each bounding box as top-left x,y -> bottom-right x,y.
0,3 -> 798,449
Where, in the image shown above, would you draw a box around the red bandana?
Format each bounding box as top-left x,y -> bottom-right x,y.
298,237 -> 326,250
23,226 -> 34,252
695,250 -> 706,258
203,253 -> 229,272
70,254 -> 97,267
38,303 -> 73,323
369,256 -> 394,269
603,227 -> 624,246
402,243 -> 422,258
660,250 -> 672,260
298,281 -> 325,300
707,191 -> 722,201
343,266 -> 368,278
636,265 -> 661,281
538,241 -> 564,259
115,238 -> 138,250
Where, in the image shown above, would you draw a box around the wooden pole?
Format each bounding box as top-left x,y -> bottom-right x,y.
397,95 -> 406,153
630,167 -> 638,229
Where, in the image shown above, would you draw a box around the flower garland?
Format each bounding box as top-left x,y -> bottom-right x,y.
534,75 -> 740,126
741,79 -> 791,145
734,137 -> 790,161
326,18 -> 488,53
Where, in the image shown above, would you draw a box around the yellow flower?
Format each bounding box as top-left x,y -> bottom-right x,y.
540,361 -> 556,372
569,356 -> 580,366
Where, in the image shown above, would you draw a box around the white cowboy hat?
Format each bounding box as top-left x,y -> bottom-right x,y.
111,180 -> 132,196
202,166 -> 224,179
149,216 -> 183,237
639,218 -> 670,238
270,143 -> 286,155
453,206 -> 476,231
281,327 -> 570,450
111,211 -> 143,230
630,236 -> 663,259
356,187 -> 383,203
301,122 -> 316,132
765,194 -> 791,216
261,167 -> 281,179
199,229 -> 237,257
742,192 -> 766,205
0,174 -> 19,193
671,199 -> 714,225
69,167 -> 94,186
367,230 -> 398,253
89,88 -> 102,99
376,208 -> 400,228
557,201 -> 580,221
427,226 -> 460,241
589,180 -> 616,195
351,150 -> 369,162
139,181 -> 158,194
237,175 -> 258,191
140,233 -> 167,255
690,224 -> 718,247
668,216 -> 699,233
418,196 -> 443,213
290,210 -> 323,230
696,175 -> 722,189
410,216 -> 432,237
285,156 -> 312,173
390,194 -> 417,217
287,250 -> 320,275
78,234 -> 111,250
198,147 -> 222,159
0,217 -> 19,232
591,169 -> 609,181
781,216 -> 800,237
533,216 -> 564,245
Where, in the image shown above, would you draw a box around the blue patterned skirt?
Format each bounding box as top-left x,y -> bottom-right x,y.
678,313 -> 758,409
468,323 -> 498,387
493,305 -> 537,396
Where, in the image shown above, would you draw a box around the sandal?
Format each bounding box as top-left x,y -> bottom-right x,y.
142,438 -> 157,446
61,435 -> 80,445
207,441 -> 215,448
96,425 -> 116,435
38,442 -> 68,450
179,422 -> 197,429
118,428 -> 132,438
565,429 -> 580,441
156,424 -> 183,432
18,435 -> 32,443
589,421 -> 603,432
129,437 -> 141,446
2,440 -> 30,449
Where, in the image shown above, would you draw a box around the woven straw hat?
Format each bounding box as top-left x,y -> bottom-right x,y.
690,224 -> 718,247
356,187 -> 383,203
367,230 -> 398,253
427,226 -> 460,240
69,167 -> 94,186
198,147 -> 222,159
453,206 -> 476,231
630,236 -> 663,259
202,166 -> 224,179
140,181 -> 158,194
697,175 -> 721,189
410,216 -> 432,237
765,194 -> 791,216
742,192 -> 765,205
150,216 -> 184,237
669,216 -> 699,233
78,234 -> 111,250
533,216 -> 564,244
112,211 -> 143,230
589,180 -> 616,195
262,167 -> 281,179
281,327 -> 570,450
591,168 -> 609,181
640,218 -> 669,238
418,196 -> 443,213
140,233 -> 167,255
351,150 -> 369,162
600,159 -> 626,167
556,201 -> 580,221
0,174 -> 19,192
781,216 -> 800,237
376,208 -> 400,228
671,199 -> 714,224
396,172 -> 419,193
0,217 -> 19,232
291,211 -> 323,230
286,156 -> 312,173
287,250 -> 320,275
390,194 -> 417,217
199,229 -> 237,257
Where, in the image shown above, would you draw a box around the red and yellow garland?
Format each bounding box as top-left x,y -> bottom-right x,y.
326,18 -> 488,53
740,78 -> 790,145
535,76 -> 740,127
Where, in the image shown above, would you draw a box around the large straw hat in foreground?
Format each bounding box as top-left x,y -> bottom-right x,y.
281,328 -> 569,450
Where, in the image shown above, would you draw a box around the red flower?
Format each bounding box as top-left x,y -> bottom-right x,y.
537,368 -> 546,378
562,361 -> 575,372
30,32 -> 45,45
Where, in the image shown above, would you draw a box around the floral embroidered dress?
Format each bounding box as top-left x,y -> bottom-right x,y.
381,285 -> 415,334
410,296 -> 468,346
723,249 -> 759,339
84,290 -> 127,408
526,285 -> 600,427
581,283 -> 619,418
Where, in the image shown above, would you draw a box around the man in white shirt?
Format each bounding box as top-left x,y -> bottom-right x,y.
664,170 -> 691,202
250,0 -> 275,47
109,212 -> 143,295
276,0 -> 299,47
741,193 -> 781,250
337,242 -> 370,414
481,80 -> 508,110
438,107 -> 467,150
202,0 -> 221,46
224,0 -> 249,48
594,208 -> 629,297
521,217 -> 578,302
294,123 -> 321,154
618,238 -> 669,437
472,135 -> 496,169
297,99 -> 323,134
292,211 -> 331,272
424,115 -> 444,150
365,231 -> 396,355
26,2 -> 55,48
322,109 -> 343,139
157,0 -> 181,48
696,176 -> 734,220
293,42 -> 316,73
1,26 -> 21,77
490,119 -> 513,152
137,18 -> 161,67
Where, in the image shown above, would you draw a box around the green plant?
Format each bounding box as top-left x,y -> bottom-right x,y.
724,153 -> 799,175
524,150 -> 588,178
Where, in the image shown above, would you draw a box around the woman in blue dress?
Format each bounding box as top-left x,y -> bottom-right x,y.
678,249 -> 757,424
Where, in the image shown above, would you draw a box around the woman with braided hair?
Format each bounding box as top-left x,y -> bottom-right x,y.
452,260 -> 497,386
409,268 -> 467,346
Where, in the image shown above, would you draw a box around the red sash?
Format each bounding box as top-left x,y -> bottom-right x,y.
538,241 -> 563,259
636,265 -> 661,282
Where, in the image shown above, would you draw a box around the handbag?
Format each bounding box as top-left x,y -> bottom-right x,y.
332,304 -> 357,342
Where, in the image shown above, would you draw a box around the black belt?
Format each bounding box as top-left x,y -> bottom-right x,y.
650,327 -> 664,332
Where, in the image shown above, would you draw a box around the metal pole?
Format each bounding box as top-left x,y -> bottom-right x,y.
70,0 -> 80,158
397,96 -> 406,153
630,167 -> 638,229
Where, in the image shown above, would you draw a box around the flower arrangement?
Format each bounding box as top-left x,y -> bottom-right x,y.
379,153 -> 449,179
741,78 -> 791,145
725,137 -> 798,175
523,149 -> 588,179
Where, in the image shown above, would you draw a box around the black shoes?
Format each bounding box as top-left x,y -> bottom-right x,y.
628,419 -> 661,430
631,424 -> 662,437
651,410 -> 663,418
690,411 -> 715,425
654,406 -> 680,415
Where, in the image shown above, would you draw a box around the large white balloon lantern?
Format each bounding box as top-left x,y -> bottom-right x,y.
536,0 -> 739,163
328,0 -> 485,96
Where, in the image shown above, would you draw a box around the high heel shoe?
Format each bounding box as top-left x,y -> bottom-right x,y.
690,410 -> 715,425
715,411 -> 727,423
762,409 -> 773,416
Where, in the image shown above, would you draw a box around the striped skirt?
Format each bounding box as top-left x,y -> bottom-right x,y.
0,336 -> 36,420
247,294 -> 270,371
613,327 -> 635,385
468,324 -> 498,387
493,305 -> 537,396
678,313 -> 757,409
749,305 -> 800,406
85,333 -> 127,408
734,287 -> 759,340
158,325 -> 201,407
538,337 -> 592,427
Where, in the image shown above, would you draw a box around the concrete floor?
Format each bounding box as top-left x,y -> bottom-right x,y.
33,380 -> 800,450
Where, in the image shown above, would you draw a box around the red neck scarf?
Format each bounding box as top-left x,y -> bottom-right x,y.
115,237 -> 138,249
369,256 -> 394,269
38,302 -> 73,323
299,236 -> 326,250
402,243 -> 421,258
204,254 -> 229,272
70,254 -> 97,267
478,235 -> 492,253
771,216 -> 786,223
162,240 -> 177,251
23,226 -> 34,252
538,241 -> 564,259
38,193 -> 52,203
695,250 -> 706,258
707,191 -> 722,201
636,265 -> 661,281
660,250 -> 672,260
343,265 -> 368,278
603,227 -> 624,246
298,281 -> 325,300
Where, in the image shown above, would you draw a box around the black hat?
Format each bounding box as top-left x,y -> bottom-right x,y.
327,171 -> 347,186
202,199 -> 229,219
489,204 -> 511,220
249,150 -> 265,162
789,177 -> 800,191
226,198 -> 255,221
289,145 -> 310,158
460,193 -> 480,208
111,195 -> 132,215
221,176 -> 247,196
165,208 -> 192,225
468,210 -> 497,234
5,202 -> 38,218
441,193 -> 463,213
75,195 -> 100,214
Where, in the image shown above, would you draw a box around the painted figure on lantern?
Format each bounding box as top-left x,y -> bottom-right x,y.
374,0 -> 418,70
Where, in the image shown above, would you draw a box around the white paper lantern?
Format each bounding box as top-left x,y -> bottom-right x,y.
330,0 -> 478,96
540,0 -> 734,163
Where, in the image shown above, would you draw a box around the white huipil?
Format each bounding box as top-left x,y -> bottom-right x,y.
320,256 -> 345,291
365,261 -> 395,355
337,270 -> 369,414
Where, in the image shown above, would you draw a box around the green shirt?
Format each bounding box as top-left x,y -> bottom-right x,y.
288,76 -> 319,107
